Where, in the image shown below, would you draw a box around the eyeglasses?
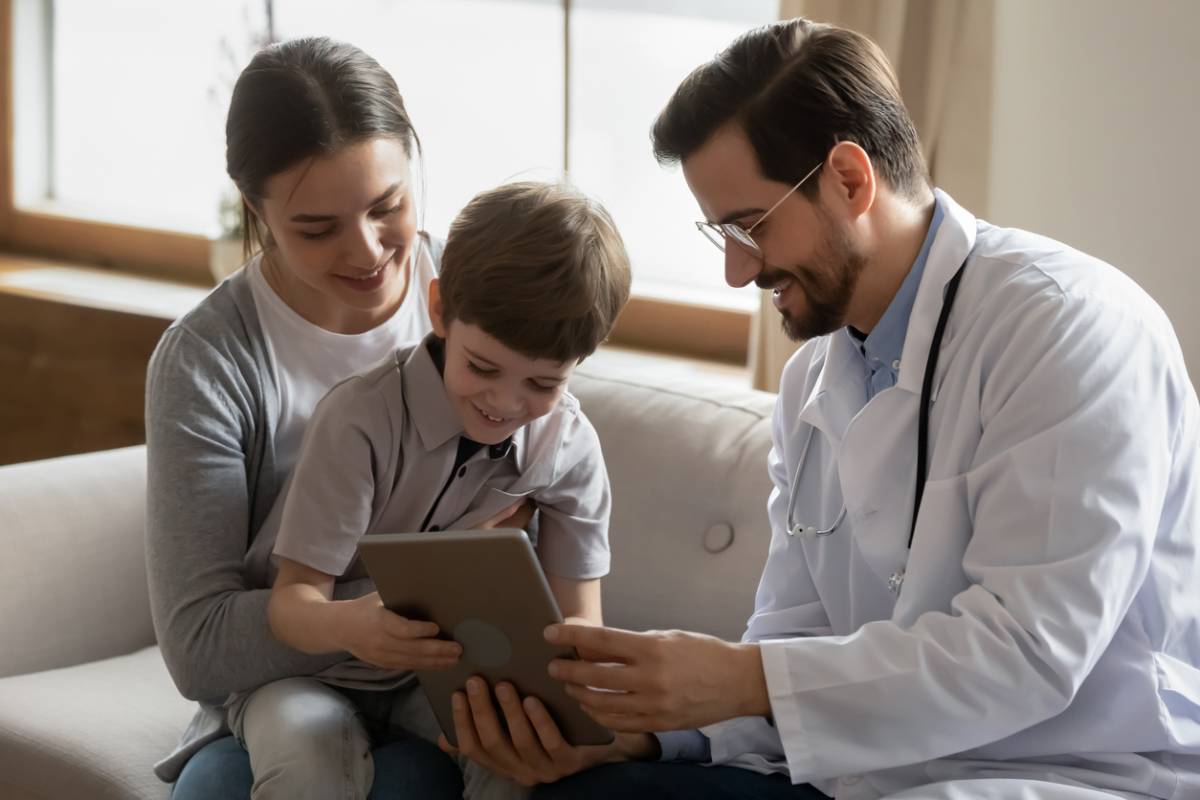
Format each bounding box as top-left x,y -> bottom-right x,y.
695,160 -> 823,256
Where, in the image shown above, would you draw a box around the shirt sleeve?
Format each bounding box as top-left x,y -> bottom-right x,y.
145,326 -> 348,703
655,730 -> 712,763
532,408 -> 611,580
272,376 -> 397,576
761,291 -> 1183,783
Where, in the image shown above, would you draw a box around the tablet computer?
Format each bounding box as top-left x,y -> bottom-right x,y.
357,529 -> 614,747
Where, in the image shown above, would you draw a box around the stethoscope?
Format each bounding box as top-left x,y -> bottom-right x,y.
785,257 -> 969,594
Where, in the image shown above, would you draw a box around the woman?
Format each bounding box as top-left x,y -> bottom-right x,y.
145,37 -> 465,799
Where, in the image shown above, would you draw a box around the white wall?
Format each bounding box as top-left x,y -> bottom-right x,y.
985,0 -> 1200,379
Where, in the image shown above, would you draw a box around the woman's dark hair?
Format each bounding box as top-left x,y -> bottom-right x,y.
225,37 -> 421,256
652,18 -> 929,200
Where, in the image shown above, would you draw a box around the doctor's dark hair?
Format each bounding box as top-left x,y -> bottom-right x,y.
225,37 -> 422,256
437,181 -> 631,364
652,18 -> 929,200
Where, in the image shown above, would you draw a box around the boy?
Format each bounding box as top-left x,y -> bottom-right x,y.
231,181 -> 631,799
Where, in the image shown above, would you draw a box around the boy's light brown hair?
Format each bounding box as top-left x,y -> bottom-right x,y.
438,181 -> 632,363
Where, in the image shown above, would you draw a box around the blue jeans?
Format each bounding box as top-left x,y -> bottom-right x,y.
171,734 -> 464,800
530,761 -> 831,800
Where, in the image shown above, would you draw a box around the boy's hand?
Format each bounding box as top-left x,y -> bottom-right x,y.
440,676 -> 658,787
338,591 -> 462,670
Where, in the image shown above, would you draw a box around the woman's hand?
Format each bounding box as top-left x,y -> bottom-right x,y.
337,591 -> 462,671
439,676 -> 657,787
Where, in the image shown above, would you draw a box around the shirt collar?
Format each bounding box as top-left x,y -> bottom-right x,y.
856,197 -> 945,373
402,334 -> 516,459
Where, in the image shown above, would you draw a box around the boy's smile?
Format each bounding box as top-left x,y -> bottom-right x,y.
430,305 -> 577,445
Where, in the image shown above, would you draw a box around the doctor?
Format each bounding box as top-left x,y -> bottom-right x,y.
444,16 -> 1200,800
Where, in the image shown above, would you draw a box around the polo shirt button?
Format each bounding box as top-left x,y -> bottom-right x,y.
457,466 -> 467,478
892,359 -> 901,370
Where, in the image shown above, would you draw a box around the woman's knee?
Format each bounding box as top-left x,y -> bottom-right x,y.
172,736 -> 252,800
368,738 -> 464,800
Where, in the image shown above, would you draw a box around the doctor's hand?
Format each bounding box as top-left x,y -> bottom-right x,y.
543,625 -> 770,732
439,676 -> 657,787
338,592 -> 462,671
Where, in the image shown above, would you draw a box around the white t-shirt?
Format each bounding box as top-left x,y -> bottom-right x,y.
248,237 -> 437,474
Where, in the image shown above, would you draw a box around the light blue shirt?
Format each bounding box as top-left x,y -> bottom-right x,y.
848,198 -> 944,400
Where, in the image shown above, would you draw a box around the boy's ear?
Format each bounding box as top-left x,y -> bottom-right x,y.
427,278 -> 446,337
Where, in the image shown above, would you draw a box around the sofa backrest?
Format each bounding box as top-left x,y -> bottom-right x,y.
571,364 -> 775,641
0,367 -> 777,678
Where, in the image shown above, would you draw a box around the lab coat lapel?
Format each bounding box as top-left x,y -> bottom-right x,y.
895,189 -> 977,395
837,193 -> 979,585
796,328 -> 868,451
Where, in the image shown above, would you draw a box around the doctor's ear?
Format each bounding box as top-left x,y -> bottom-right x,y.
825,141 -> 876,220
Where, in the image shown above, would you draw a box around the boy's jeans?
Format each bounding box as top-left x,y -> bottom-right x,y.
222,676 -> 528,800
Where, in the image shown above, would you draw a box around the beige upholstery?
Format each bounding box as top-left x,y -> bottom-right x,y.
0,366 -> 775,799
0,446 -> 156,679
0,647 -> 194,800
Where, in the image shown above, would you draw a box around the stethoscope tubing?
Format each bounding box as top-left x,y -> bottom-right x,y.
785,258 -> 971,554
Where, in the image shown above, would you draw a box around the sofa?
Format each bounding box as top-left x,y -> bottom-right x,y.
0,360 -> 777,799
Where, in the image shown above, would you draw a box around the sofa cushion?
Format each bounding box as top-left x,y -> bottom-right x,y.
0,646 -> 193,800
572,364 -> 776,641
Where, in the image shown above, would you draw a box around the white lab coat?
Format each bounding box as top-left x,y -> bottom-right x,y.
704,191 -> 1200,800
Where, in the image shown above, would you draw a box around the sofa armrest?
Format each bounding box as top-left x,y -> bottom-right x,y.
0,446 -> 155,678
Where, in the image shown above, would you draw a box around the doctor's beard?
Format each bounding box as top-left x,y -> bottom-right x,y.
758,218 -> 867,342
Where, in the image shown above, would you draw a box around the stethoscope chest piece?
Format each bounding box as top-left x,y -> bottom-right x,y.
787,499 -> 847,539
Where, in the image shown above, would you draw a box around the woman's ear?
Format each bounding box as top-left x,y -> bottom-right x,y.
428,278 -> 447,337
242,193 -> 274,249
241,192 -> 261,224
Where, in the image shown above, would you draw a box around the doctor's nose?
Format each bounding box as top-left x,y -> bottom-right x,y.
724,241 -> 761,289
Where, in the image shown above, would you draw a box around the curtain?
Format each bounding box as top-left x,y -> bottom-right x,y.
750,0 -> 993,391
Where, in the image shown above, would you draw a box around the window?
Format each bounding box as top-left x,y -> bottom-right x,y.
3,0 -> 777,358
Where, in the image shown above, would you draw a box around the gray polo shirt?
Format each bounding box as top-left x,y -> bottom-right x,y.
270,333 -> 612,586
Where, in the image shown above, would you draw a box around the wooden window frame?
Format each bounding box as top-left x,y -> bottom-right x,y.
0,0 -> 749,362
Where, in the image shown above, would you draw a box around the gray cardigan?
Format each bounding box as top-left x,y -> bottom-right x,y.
144,235 -> 443,780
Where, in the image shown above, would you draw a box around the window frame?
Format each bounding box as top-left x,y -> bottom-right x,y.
0,0 -> 749,362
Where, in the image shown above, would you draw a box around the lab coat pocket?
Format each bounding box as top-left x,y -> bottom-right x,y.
894,473 -> 973,626
1153,651 -> 1200,747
